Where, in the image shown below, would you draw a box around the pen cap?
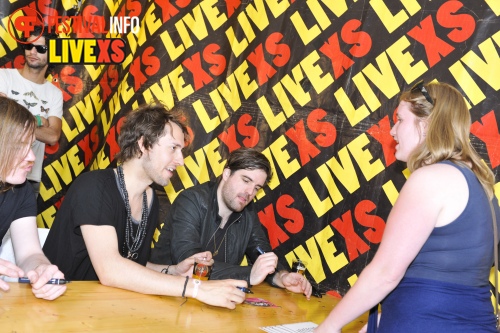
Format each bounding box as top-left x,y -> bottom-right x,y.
255,246 -> 266,255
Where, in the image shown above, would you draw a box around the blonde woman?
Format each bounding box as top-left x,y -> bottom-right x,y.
315,82 -> 499,332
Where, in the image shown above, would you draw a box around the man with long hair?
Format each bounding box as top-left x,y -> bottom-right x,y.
0,96 -> 66,300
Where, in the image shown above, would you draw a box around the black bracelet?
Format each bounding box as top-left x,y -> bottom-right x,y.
161,265 -> 171,274
181,276 -> 189,298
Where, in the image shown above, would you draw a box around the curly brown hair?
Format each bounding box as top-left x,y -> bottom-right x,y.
115,102 -> 189,164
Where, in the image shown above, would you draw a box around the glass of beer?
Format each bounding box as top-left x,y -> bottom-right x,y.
192,257 -> 213,280
292,259 -> 306,276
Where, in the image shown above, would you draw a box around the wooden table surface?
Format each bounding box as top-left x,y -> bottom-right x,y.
0,281 -> 367,332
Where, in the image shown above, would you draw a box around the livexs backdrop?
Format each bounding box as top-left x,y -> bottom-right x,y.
1,0 -> 499,295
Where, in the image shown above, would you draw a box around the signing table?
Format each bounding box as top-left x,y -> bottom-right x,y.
0,282 -> 367,332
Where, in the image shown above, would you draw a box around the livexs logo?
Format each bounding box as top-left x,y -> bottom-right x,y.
48,38 -> 125,64
8,7 -> 134,64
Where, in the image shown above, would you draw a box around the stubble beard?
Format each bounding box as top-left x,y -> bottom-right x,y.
142,154 -> 170,187
25,56 -> 48,70
221,185 -> 246,213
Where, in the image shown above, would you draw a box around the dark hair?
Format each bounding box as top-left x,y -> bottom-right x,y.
0,96 -> 36,191
225,148 -> 272,184
115,103 -> 189,163
21,25 -> 58,75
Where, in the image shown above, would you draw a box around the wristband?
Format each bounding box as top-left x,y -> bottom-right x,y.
161,265 -> 171,275
191,279 -> 201,298
181,276 -> 189,298
35,115 -> 42,127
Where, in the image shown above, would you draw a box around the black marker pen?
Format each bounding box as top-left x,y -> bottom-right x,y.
18,277 -> 71,285
236,286 -> 253,294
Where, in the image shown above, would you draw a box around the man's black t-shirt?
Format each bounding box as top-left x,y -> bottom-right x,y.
43,169 -> 158,280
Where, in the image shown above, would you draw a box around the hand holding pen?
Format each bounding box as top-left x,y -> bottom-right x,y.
22,263 -> 68,300
256,246 -> 266,255
236,286 -> 253,294
19,277 -> 71,285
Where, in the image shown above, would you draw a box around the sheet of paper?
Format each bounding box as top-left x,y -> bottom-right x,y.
259,321 -> 318,333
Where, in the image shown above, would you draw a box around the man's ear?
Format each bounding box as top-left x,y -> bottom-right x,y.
137,136 -> 145,154
222,168 -> 231,181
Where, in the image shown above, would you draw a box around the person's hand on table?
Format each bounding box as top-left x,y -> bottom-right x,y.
27,263 -> 67,300
196,279 -> 247,309
0,258 -> 24,291
250,252 -> 278,285
279,272 -> 312,299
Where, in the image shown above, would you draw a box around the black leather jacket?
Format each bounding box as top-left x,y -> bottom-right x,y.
150,181 -> 282,285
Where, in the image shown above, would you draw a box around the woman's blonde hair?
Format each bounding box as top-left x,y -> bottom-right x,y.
0,96 -> 36,191
400,82 -> 496,199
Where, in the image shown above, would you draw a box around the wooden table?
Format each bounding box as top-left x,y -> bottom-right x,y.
0,281 -> 367,332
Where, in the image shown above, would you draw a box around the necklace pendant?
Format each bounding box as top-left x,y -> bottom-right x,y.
213,250 -> 218,256
127,251 -> 138,260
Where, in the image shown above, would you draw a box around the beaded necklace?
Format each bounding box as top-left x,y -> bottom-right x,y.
117,165 -> 149,261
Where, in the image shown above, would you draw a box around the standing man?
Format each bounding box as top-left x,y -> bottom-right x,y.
0,26 -> 63,194
43,103 -> 247,309
150,148 -> 312,298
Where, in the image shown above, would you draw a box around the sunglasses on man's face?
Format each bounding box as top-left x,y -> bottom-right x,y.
410,80 -> 434,105
22,43 -> 48,54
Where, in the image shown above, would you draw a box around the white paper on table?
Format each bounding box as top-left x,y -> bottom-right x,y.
259,321 -> 318,333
